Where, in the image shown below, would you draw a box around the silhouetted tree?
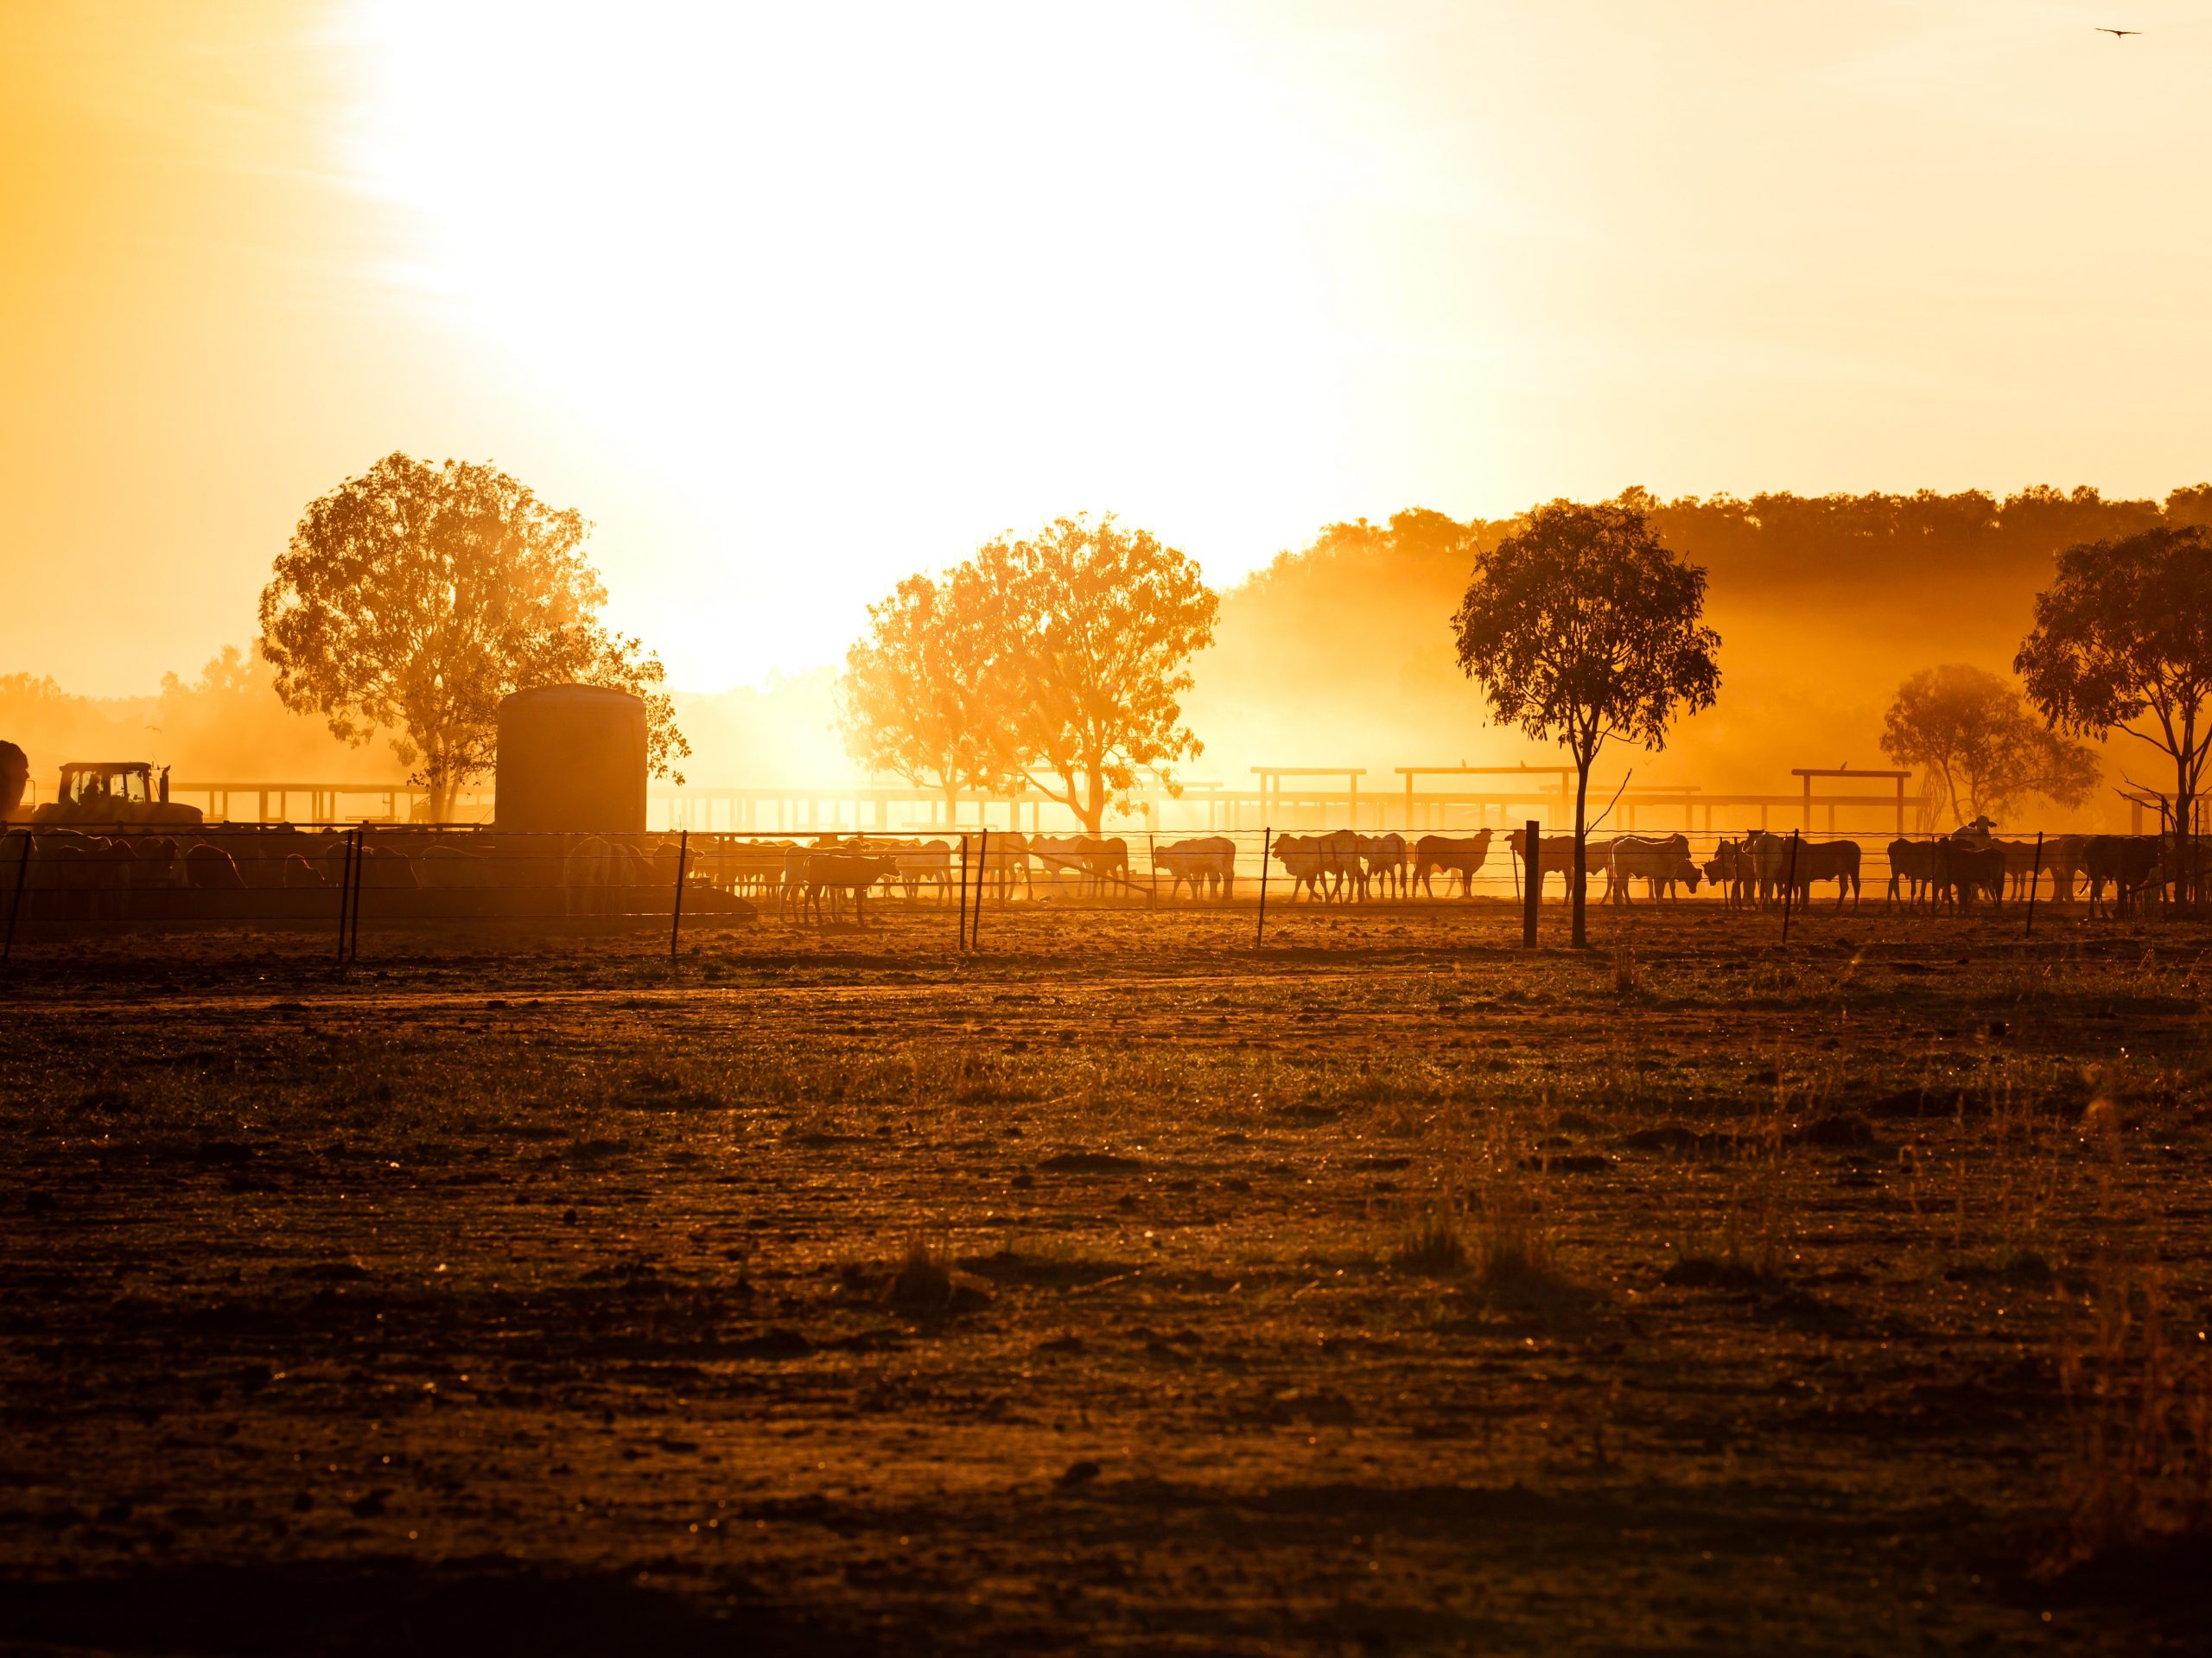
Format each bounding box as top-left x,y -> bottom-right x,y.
969,515 -> 1216,835
2165,483 -> 2212,530
1879,664 -> 2101,828
1452,499 -> 1720,947
259,453 -> 686,819
838,570 -> 1020,819
2017,525 -> 2212,899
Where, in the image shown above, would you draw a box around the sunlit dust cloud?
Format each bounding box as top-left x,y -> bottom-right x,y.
340,0 -> 1354,683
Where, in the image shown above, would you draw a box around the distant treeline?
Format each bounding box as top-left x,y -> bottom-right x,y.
1234,484 -> 2212,608
1186,485 -> 2212,812
1641,484 -> 2211,594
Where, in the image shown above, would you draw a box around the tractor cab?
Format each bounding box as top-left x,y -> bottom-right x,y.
34,762 -> 202,828
64,762 -> 153,810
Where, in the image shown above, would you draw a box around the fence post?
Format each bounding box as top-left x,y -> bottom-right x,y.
669,829 -> 690,962
1522,819 -> 1541,948
1255,828 -> 1271,947
3,831 -> 30,963
1782,829 -> 1801,944
349,828 -> 366,961
335,828 -> 356,964
957,832 -> 970,953
973,828 -> 988,952
1147,832 -> 1157,908
2024,829 -> 2044,939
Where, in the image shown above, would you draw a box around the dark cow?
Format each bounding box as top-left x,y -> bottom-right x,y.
1605,835 -> 1702,904
1031,835 -> 1129,899
1270,834 -> 1331,902
1506,829 -> 1615,900
2082,835 -> 2164,919
1886,839 -> 1937,909
1358,833 -> 1409,899
1702,838 -> 1756,909
184,843 -> 246,891
567,835 -> 649,917
803,852 -> 899,923
981,830 -> 1030,900
1078,836 -> 1130,897
1930,839 -> 2005,914
2041,834 -> 2091,905
418,842 -> 499,889
898,844 -> 960,911
1273,830 -> 1363,901
1029,835 -> 1096,897
1154,836 -> 1236,900
1750,833 -> 1860,910
1411,831 -> 1493,898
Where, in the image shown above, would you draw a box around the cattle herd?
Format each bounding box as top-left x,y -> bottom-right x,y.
0,817 -> 2190,931
0,826 -> 718,926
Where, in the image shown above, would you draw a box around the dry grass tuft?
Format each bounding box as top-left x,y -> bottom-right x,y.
1459,1121 -> 1586,1309
1470,1168 -> 1554,1284
2043,1259 -> 2212,1579
883,1232 -> 957,1313
1392,1198 -> 1467,1275
1610,943 -> 1639,999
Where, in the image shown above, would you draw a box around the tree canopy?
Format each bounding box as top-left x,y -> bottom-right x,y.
258,453 -> 686,818
837,569 -> 1019,810
967,516 -> 1217,835
2016,525 -> 2212,858
1879,664 -> 2101,829
838,515 -> 1217,835
1452,498 -> 1720,944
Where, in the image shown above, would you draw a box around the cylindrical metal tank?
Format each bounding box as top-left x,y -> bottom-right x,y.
494,686 -> 648,834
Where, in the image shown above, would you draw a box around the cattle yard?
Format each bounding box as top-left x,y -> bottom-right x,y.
3,824 -> 2191,964
2,908 -> 2209,1655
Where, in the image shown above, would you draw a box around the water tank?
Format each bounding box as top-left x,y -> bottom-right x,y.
0,740 -> 26,822
494,686 -> 648,833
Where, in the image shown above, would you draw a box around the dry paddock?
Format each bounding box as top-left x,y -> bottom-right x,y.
3,908 -> 2210,1655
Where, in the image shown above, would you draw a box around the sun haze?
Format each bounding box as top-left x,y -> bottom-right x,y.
3,1 -> 2209,696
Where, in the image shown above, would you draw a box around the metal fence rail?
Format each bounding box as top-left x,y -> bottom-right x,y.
152,778 -> 1953,836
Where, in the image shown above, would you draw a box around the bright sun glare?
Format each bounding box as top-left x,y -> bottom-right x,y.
343,0 -> 1352,683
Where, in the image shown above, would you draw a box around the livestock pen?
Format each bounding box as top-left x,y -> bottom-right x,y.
2,823 -> 2198,969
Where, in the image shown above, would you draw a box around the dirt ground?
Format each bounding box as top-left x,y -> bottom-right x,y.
3,903 -> 2210,1655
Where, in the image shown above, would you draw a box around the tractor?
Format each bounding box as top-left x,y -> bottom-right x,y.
26,759 -> 203,828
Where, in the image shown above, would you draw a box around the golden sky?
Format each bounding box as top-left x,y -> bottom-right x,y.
4,0 -> 2209,696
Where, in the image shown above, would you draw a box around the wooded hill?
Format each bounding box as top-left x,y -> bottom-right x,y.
1184,486 -> 2212,819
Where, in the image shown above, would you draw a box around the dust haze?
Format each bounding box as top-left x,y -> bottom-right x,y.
12,486 -> 2206,830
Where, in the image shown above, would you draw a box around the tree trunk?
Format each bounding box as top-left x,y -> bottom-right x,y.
2181,793 -> 2196,912
2174,749 -> 2196,913
1079,765 -> 1104,836
1572,759 -> 1590,950
2183,705 -> 2203,911
944,780 -> 960,829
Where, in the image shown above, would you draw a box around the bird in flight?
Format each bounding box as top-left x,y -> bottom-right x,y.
2096,27 -> 2141,36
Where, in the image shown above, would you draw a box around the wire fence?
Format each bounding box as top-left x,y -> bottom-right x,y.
1,823 -> 2198,962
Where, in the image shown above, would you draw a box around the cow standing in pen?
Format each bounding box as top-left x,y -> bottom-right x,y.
1411,831 -> 1491,898
1358,832 -> 1408,898
1604,834 -> 1703,904
1154,836 -> 1236,900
